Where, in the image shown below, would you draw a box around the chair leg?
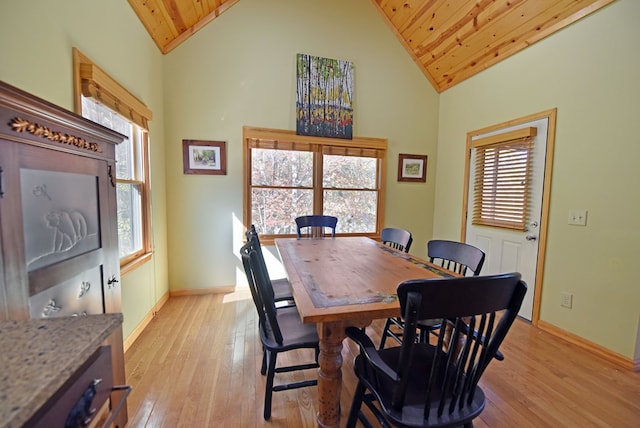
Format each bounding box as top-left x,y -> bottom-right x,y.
418,326 -> 429,343
260,346 -> 267,375
379,318 -> 392,349
379,317 -> 404,349
358,411 -> 375,428
263,349 -> 278,420
346,380 -> 367,428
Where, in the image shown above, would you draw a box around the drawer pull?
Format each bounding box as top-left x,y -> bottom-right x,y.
104,384 -> 132,428
107,275 -> 119,288
65,378 -> 102,428
42,299 -> 62,317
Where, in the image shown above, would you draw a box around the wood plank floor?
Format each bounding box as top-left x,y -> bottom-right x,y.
124,290 -> 640,427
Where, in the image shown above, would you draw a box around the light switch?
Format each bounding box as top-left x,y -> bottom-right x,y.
568,209 -> 587,226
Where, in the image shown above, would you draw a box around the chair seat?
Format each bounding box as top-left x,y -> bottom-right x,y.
354,344 -> 486,427
261,306 -> 318,351
417,318 -> 442,329
272,277 -> 294,301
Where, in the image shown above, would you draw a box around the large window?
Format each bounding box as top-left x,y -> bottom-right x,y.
73,49 -> 153,272
243,127 -> 386,241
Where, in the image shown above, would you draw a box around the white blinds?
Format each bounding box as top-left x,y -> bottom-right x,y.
472,127 -> 537,230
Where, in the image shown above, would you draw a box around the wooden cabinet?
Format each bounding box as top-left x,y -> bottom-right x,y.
0,81 -> 127,427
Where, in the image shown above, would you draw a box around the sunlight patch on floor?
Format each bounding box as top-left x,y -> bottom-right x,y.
222,287 -> 252,303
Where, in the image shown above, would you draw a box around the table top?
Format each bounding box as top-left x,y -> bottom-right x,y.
275,237 -> 454,324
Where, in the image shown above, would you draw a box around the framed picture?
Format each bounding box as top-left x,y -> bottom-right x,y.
182,140 -> 227,175
398,153 -> 427,182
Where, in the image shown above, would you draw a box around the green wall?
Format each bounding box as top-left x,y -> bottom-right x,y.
1,0 -> 638,361
162,0 -> 439,290
0,0 -> 169,339
434,0 -> 639,359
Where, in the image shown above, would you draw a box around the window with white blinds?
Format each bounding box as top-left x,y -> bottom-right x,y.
471,127 -> 537,230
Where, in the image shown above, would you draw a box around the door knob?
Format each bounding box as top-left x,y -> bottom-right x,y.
525,235 -> 537,241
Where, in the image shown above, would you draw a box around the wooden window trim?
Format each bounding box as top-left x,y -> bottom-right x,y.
73,48 -> 152,128
72,48 -> 153,271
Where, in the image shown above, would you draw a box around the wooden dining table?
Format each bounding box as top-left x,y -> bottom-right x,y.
274,236 -> 456,428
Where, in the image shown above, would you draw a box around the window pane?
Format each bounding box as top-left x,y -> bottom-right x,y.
82,96 -> 135,179
323,155 -> 377,189
117,183 -> 143,258
251,188 -> 313,234
81,96 -> 129,134
252,148 -> 313,187
115,127 -> 134,180
324,190 -> 377,233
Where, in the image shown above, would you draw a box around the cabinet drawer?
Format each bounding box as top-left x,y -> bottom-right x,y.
27,346 -> 114,428
29,266 -> 104,318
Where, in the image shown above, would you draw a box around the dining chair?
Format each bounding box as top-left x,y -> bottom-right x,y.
381,227 -> 413,253
346,273 -> 527,428
245,225 -> 294,306
295,215 -> 338,238
379,239 -> 485,349
427,239 -> 486,277
239,241 -> 320,420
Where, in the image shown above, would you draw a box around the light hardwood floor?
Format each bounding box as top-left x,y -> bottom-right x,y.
124,290 -> 640,427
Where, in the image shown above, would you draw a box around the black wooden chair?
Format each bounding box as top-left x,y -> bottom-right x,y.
295,215 -> 338,238
239,240 -> 319,420
427,239 -> 486,277
346,273 -> 527,428
379,239 -> 486,349
381,227 -> 413,253
245,225 -> 294,305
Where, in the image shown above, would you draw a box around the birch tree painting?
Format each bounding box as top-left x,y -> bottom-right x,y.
296,53 -> 354,139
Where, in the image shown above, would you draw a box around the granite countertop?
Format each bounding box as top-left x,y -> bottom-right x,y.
0,313 -> 123,428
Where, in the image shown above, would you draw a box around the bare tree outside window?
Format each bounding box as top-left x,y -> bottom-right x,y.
243,127 -> 386,241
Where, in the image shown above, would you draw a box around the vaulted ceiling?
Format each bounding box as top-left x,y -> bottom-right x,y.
128,0 -> 615,92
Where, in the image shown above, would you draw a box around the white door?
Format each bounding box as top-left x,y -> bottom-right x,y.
464,111 -> 555,321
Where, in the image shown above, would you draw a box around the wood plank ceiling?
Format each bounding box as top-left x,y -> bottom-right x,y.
128,0 -> 615,92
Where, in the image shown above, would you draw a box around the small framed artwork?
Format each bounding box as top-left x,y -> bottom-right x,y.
398,153 -> 428,183
182,140 -> 227,175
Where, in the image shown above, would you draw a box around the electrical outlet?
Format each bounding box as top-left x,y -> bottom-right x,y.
560,292 -> 573,308
568,209 -> 587,226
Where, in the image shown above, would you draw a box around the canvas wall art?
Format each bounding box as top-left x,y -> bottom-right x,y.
296,53 -> 354,139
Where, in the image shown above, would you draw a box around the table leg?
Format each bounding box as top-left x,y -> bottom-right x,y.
316,321 -> 346,428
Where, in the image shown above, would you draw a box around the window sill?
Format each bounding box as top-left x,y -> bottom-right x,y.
121,252 -> 153,275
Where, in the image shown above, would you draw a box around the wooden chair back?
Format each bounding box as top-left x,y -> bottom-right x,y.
295,215 -> 338,238
346,273 -> 526,427
239,240 -> 268,330
427,239 -> 485,276
381,227 -> 413,253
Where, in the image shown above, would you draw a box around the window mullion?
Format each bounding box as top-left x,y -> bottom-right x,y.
314,148 -> 324,215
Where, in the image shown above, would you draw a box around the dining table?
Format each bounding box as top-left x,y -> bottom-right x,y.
274,236 -> 456,428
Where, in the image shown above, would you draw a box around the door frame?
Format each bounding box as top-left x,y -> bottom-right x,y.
460,108 -> 557,326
